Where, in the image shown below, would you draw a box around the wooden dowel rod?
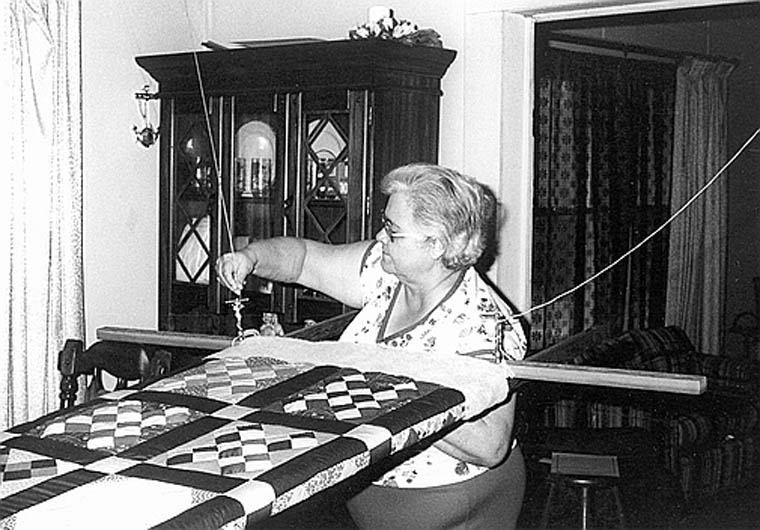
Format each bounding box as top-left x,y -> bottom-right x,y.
506,360 -> 706,395
97,326 -> 233,350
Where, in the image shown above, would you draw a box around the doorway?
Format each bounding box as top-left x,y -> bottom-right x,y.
530,3 -> 760,354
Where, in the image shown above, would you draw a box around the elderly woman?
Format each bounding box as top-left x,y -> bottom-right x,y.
216,163 -> 527,530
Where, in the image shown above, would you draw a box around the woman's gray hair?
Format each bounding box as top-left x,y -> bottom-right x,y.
381,163 -> 495,270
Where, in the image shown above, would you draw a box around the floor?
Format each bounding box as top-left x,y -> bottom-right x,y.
674,484 -> 760,530
517,464 -> 760,530
255,466 -> 759,529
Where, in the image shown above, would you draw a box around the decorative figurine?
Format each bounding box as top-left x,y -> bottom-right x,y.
226,296 -> 251,342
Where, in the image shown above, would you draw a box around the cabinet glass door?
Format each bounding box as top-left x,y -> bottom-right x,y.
228,95 -> 284,322
289,90 -> 358,322
304,112 -> 349,243
166,94 -> 284,334
168,97 -> 219,332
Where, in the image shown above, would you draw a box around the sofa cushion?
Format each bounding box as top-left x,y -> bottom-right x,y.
631,352 -> 701,374
571,332 -> 639,367
696,355 -> 760,397
572,326 -> 695,369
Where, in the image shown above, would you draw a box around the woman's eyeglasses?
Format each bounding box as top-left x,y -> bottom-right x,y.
381,214 -> 429,243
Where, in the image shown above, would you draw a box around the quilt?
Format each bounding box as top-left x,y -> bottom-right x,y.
0,338 -> 509,529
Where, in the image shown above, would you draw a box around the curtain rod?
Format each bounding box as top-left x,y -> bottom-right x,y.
548,39 -> 676,65
547,34 -> 740,68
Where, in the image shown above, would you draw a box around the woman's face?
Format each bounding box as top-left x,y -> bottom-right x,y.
376,192 -> 438,281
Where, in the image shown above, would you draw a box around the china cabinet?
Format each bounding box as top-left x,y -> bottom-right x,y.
136,39 -> 456,335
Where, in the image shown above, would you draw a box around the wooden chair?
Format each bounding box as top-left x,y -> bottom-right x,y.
58,339 -> 172,409
57,311 -> 356,409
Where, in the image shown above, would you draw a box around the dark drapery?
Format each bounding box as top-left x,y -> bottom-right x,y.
531,46 -> 675,350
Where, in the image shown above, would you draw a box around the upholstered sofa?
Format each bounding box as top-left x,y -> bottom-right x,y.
519,325 -> 760,502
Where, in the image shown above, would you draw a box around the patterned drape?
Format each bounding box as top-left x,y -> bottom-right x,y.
0,0 -> 84,429
531,47 -> 675,350
666,57 -> 734,354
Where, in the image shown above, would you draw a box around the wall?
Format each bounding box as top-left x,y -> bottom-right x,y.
81,1 -> 214,344
713,19 -> 760,357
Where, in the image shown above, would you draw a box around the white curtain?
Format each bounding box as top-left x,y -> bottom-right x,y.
666,57 -> 735,354
0,0 -> 84,429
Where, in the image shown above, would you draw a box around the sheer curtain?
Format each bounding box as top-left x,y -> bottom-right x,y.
531,46 -> 675,349
666,57 -> 735,354
0,0 -> 84,429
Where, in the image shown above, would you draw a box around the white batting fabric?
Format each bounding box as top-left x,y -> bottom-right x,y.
219,337 -> 510,419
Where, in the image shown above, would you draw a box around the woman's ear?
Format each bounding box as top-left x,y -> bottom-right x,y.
427,237 -> 446,261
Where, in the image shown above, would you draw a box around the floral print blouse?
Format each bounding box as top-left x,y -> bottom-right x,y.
339,242 -> 527,488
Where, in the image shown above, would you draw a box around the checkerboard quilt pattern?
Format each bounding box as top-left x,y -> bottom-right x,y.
0,355 -> 465,529
277,369 -> 428,421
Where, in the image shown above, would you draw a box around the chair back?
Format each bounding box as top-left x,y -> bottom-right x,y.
58,339 -> 172,409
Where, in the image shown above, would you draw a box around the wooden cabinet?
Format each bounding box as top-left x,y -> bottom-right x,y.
136,40 -> 456,335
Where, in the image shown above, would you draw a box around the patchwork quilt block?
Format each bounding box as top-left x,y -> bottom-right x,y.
0,354 -> 466,530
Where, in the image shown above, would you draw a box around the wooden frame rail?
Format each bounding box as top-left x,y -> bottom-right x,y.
97,327 -> 233,350
506,360 -> 705,395
96,321 -> 706,396
96,312 -> 358,348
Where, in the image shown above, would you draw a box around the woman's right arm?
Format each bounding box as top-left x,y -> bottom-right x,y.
215,237 -> 372,308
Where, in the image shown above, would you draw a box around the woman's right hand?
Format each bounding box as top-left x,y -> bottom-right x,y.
215,251 -> 255,295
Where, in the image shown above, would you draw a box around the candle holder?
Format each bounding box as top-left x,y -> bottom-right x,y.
133,85 -> 160,147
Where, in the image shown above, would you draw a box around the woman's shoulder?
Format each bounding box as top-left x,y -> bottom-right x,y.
452,269 -> 527,360
355,241 -> 397,304
360,240 -> 382,271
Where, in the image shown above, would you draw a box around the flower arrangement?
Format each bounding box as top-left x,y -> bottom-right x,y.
348,8 -> 442,48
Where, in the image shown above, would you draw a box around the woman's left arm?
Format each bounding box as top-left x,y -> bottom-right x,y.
433,394 -> 517,468
433,304 -> 525,467
433,279 -> 527,468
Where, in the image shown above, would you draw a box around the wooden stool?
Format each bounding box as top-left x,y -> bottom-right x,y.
539,452 -> 627,529
540,473 -> 626,529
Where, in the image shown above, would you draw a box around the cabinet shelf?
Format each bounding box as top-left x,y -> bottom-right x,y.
305,197 -> 345,205
235,195 -> 275,204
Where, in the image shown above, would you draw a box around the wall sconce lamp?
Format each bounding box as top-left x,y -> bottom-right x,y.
134,85 -> 160,148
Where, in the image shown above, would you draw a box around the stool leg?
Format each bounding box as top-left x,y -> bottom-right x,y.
611,486 -> 627,529
539,481 -> 557,529
580,485 -> 590,530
